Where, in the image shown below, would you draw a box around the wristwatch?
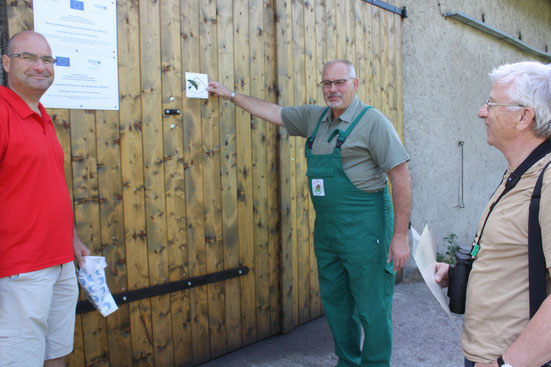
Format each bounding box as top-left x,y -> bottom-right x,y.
497,355 -> 513,367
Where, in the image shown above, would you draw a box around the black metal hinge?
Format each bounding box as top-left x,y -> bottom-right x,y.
77,265 -> 249,315
362,0 -> 407,18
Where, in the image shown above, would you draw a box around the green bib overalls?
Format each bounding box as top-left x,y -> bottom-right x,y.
305,107 -> 395,367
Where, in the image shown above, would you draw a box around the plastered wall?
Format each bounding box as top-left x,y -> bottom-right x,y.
401,0 -> 551,262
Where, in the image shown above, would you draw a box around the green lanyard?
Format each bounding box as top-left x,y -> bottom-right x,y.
471,140 -> 551,258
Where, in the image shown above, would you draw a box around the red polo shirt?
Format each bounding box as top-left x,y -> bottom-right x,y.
0,86 -> 74,277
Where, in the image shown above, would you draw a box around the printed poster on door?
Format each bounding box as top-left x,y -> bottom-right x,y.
33,0 -> 119,110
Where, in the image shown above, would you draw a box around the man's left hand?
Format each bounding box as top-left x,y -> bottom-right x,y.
387,234 -> 410,271
73,230 -> 91,268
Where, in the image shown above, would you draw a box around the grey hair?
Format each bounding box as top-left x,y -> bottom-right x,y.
322,59 -> 357,78
489,61 -> 551,139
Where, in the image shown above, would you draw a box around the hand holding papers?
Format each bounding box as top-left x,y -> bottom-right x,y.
411,225 -> 461,333
77,256 -> 118,317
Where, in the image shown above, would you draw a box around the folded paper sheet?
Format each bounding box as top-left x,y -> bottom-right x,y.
77,256 -> 118,317
411,225 -> 460,334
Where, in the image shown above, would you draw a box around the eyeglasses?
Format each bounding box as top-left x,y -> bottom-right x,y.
7,52 -> 57,65
320,78 -> 353,88
485,99 -> 525,108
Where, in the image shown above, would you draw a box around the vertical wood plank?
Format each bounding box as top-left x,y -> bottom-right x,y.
371,6 -> 382,109
381,10 -> 390,117
249,0 -> 271,341
95,108 -> 132,367
117,1 -> 154,365
354,0 -> 366,102
388,12 -> 397,128
275,0 -> 299,333
216,0 -> 242,353
395,14 -> 405,138
335,0 -> 346,59
304,3 -> 317,107
345,0 -> 356,64
292,0 -> 310,326
181,0 -> 210,363
315,0 -> 327,68
199,0 -> 227,359
160,0 -> 192,365
325,0 -> 337,61
138,0 -> 174,365
233,0 -> 257,346
363,2 -> 374,103
263,0 -> 281,336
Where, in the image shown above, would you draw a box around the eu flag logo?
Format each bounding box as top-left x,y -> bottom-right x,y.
70,0 -> 84,10
56,57 -> 70,67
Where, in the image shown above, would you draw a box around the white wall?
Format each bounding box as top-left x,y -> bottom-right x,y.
400,0 -> 551,268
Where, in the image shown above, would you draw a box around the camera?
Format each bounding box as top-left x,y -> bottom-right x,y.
447,247 -> 474,314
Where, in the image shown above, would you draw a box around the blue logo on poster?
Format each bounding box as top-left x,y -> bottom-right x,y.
56,57 -> 70,67
70,0 -> 84,11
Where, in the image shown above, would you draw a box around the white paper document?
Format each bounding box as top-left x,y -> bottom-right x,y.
33,0 -> 119,110
185,72 -> 209,99
411,225 -> 461,333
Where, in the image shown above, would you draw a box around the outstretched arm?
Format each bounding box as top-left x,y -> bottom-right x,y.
386,162 -> 412,271
207,82 -> 284,126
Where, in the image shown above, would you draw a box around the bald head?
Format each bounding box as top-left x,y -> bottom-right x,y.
6,31 -> 51,55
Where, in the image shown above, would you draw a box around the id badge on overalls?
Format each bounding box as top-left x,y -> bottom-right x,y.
311,179 -> 325,196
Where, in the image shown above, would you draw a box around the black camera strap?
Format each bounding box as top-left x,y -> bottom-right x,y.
471,140 -> 551,258
528,159 -> 551,318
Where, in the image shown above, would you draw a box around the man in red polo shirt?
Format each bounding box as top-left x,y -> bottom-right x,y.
0,31 -> 90,367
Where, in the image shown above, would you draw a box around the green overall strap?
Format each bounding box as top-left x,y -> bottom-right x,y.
305,107 -> 330,156
328,106 -> 372,150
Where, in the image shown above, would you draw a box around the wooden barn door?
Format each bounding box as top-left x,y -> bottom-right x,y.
5,0 -> 403,365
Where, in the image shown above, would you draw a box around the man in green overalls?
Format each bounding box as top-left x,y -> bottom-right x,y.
208,59 -> 411,367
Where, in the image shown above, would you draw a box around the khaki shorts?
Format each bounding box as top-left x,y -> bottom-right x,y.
0,262 -> 78,366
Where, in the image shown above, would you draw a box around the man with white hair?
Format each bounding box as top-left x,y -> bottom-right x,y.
0,31 -> 90,367
436,61 -> 551,367
209,59 -> 411,367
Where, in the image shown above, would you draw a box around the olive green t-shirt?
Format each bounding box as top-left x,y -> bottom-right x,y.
281,96 -> 409,192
